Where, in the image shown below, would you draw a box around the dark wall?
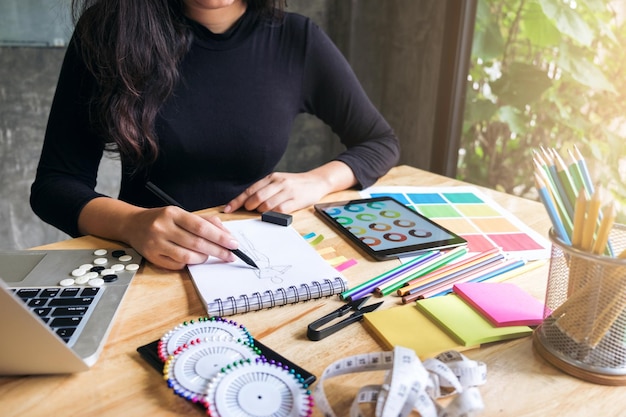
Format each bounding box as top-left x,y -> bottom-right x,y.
331,1 -> 448,169
0,0 -> 453,249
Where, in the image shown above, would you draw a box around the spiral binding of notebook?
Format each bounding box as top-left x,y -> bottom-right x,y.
205,277 -> 347,317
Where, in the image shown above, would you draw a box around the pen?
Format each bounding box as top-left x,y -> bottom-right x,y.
145,181 -> 259,269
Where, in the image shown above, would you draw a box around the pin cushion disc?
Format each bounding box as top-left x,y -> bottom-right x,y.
158,317 -> 253,362
164,339 -> 262,406
205,359 -> 314,417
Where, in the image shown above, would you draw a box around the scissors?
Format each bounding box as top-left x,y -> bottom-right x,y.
307,296 -> 383,341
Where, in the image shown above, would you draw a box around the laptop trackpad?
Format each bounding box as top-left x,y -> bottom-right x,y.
0,252 -> 46,283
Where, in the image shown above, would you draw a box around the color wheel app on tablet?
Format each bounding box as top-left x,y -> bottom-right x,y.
315,197 -> 466,260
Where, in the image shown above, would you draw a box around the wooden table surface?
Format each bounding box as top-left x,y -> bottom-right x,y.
1,165 -> 623,416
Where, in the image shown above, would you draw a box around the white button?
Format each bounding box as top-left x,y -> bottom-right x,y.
71,268 -> 86,277
110,264 -> 125,272
84,271 -> 99,279
74,275 -> 90,285
93,249 -> 108,256
79,263 -> 94,270
118,255 -> 133,262
100,268 -> 115,276
125,263 -> 140,271
88,278 -> 105,287
59,278 -> 75,286
93,257 -> 108,265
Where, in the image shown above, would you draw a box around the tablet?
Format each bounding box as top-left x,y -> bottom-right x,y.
314,196 -> 467,260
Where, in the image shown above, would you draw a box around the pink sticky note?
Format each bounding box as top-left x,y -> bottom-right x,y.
453,282 -> 545,327
335,258 -> 357,272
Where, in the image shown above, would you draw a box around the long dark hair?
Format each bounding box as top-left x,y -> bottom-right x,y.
71,0 -> 284,170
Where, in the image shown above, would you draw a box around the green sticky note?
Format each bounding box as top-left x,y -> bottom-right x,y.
415,294 -> 533,346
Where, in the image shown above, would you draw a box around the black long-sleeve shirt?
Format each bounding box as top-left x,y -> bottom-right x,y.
31,9 -> 400,237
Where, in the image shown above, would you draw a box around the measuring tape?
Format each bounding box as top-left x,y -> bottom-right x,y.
158,319 -> 485,416
314,346 -> 487,417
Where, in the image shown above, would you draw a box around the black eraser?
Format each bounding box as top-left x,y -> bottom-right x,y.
262,211 -> 293,226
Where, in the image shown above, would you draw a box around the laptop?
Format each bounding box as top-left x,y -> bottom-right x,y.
0,248 -> 142,375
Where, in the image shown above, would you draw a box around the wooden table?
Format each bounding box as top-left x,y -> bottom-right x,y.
1,165 -> 623,416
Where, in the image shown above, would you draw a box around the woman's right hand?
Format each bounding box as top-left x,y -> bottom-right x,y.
78,197 -> 240,270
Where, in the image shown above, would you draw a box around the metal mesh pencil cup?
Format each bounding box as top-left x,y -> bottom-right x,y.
533,224 -> 626,385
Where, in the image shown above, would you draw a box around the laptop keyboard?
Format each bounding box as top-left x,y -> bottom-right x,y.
12,286 -> 104,347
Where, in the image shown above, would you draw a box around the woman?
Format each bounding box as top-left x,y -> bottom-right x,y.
31,0 -> 400,270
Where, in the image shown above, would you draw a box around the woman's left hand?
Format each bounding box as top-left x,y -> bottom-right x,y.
223,161 -> 357,214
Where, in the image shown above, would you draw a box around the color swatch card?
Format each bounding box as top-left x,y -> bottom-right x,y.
360,186 -> 550,261
453,282 -> 545,327
362,304 -> 476,359
415,294 -> 533,346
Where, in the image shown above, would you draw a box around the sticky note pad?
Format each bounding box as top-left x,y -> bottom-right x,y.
415,294 -> 533,346
363,304 -> 475,359
453,282 -> 544,327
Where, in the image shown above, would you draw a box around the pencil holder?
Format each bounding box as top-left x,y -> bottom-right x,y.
533,224 -> 626,385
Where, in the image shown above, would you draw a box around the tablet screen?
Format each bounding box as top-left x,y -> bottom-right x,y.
314,197 -> 466,260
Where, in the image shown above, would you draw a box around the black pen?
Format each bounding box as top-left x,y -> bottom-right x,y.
145,181 -> 259,269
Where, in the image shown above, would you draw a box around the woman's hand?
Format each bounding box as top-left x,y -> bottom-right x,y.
78,198 -> 240,270
224,161 -> 357,214
124,206 -> 240,270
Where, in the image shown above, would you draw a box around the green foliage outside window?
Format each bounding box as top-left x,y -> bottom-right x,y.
458,0 -> 626,222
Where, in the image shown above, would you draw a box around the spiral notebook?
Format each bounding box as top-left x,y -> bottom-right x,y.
187,219 -> 348,317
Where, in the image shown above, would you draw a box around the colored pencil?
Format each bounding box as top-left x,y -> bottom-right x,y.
539,148 -> 571,220
416,258 -> 527,299
541,148 -> 561,193
591,202 -> 616,255
533,158 -> 573,237
398,248 -> 503,296
339,250 -> 440,301
487,258 -> 546,283
571,187 -> 587,249
535,173 -> 571,245
581,188 -> 602,252
567,148 -> 585,194
549,150 -> 575,220
535,147 -> 615,257
573,144 -> 595,194
376,246 -> 468,296
399,254 -> 505,298
401,246 -> 499,286
553,149 -> 578,219
533,150 -> 559,194
402,257 -> 519,302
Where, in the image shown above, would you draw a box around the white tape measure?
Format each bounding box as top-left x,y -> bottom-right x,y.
314,346 -> 487,417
